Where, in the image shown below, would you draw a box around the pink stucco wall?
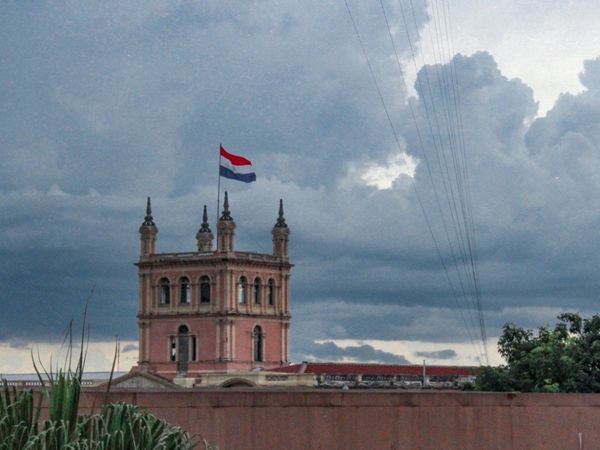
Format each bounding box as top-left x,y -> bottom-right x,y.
138,251 -> 291,376
78,389 -> 600,450
145,317 -> 286,377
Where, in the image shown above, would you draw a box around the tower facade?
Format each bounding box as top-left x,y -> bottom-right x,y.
136,193 -> 292,379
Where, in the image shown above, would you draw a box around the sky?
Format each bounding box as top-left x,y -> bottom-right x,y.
2,0 -> 600,372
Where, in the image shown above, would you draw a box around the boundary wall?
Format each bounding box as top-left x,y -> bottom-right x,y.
77,389 -> 600,450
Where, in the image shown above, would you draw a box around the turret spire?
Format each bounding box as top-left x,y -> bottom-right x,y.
220,191 -> 232,221
272,198 -> 290,259
143,196 -> 155,226
217,192 -> 235,252
196,204 -> 214,252
275,198 -> 287,228
200,205 -> 211,233
139,196 -> 158,257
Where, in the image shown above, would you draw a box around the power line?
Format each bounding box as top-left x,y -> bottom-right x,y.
402,0 -> 487,360
376,0 -> 483,359
417,0 -> 488,362
343,0 -> 489,363
343,0 -> 484,360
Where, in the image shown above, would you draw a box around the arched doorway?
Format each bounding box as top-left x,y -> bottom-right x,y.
253,325 -> 264,362
177,325 -> 189,374
220,378 -> 256,388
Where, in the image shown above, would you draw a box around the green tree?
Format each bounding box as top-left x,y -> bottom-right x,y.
475,312 -> 600,392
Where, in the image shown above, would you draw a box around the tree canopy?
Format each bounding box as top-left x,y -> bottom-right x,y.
475,312 -> 600,393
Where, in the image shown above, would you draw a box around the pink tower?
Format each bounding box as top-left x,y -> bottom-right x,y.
136,193 -> 292,380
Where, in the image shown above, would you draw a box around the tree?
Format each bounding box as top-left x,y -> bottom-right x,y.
475,312 -> 600,392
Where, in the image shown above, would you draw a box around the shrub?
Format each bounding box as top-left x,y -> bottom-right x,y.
0,300 -> 216,449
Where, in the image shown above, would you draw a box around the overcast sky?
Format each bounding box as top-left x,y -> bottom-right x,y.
2,0 -> 600,372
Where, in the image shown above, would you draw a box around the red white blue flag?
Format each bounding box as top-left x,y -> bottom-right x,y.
219,145 -> 256,183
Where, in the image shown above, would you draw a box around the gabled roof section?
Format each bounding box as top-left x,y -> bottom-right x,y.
99,369 -> 179,390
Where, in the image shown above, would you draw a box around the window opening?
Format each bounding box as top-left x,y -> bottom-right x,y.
253,325 -> 263,362
180,277 -> 191,304
253,278 -> 261,305
200,276 -> 211,303
238,277 -> 248,304
268,279 -> 275,306
177,325 -> 189,373
170,336 -> 176,362
160,278 -> 170,305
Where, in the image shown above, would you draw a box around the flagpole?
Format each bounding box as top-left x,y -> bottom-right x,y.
216,143 -> 221,249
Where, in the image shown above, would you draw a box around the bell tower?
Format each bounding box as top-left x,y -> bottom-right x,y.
136,194 -> 292,379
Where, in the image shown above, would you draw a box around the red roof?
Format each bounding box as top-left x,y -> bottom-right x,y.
272,362 -> 475,377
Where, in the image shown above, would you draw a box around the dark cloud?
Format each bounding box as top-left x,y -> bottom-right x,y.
299,341 -> 409,365
0,0 -> 428,344
0,1 -> 427,195
415,349 -> 457,360
121,344 -> 138,353
8,339 -> 31,350
1,1 -> 600,366
579,57 -> 600,90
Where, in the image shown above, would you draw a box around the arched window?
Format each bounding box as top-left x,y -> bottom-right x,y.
159,278 -> 170,305
253,325 -> 263,362
177,325 -> 189,374
179,277 -> 191,304
238,276 -> 248,304
268,279 -> 275,306
200,276 -> 211,304
253,278 -> 261,305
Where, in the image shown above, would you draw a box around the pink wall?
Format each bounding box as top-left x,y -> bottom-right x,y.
233,318 -> 284,367
78,389 -> 600,450
138,253 -> 291,374
145,317 -> 285,377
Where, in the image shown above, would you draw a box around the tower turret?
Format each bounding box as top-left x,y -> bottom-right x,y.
217,192 -> 236,253
272,199 -> 289,259
196,205 -> 214,252
139,197 -> 158,257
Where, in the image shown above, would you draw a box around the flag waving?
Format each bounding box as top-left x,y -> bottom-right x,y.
219,145 -> 256,183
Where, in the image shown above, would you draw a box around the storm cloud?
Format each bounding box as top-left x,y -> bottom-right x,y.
299,341 -> 410,365
1,1 -> 600,367
415,349 -> 457,360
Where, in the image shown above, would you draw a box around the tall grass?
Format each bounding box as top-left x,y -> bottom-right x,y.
1,380 -> 204,449
0,297 -> 216,449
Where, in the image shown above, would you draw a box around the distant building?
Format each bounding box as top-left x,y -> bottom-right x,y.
273,362 -> 476,389
1,372 -> 128,388
135,193 -> 294,385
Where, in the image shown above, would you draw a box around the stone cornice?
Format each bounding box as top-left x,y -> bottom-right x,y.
136,251 -> 293,270
138,312 -> 291,321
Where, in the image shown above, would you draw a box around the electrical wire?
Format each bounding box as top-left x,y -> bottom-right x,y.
342,0 -> 489,363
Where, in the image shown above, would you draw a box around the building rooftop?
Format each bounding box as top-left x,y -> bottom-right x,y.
272,362 -> 476,377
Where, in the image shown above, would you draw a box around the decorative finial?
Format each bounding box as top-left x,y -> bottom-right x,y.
199,205 -> 211,232
220,191 -> 232,221
143,196 -> 155,226
275,198 -> 287,228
